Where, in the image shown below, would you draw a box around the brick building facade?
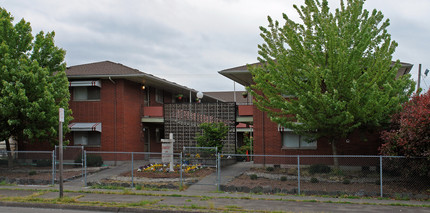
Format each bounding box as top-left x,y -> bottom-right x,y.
219,62 -> 413,165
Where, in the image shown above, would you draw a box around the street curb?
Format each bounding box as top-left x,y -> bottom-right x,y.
0,201 -> 199,213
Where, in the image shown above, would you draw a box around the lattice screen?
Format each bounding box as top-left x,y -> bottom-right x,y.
164,103 -> 236,154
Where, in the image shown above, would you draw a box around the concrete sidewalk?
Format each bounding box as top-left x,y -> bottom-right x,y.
0,185 -> 429,213
185,161 -> 253,192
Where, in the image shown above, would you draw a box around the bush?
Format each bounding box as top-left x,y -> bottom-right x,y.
342,179 -> 351,184
249,174 -> 258,180
29,170 -> 36,176
266,167 -> 274,172
135,184 -> 142,190
310,177 -> 319,183
280,176 -> 287,181
309,164 -> 331,175
36,159 -> 52,167
75,154 -> 103,167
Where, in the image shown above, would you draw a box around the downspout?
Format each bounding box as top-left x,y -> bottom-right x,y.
109,77 -> 117,166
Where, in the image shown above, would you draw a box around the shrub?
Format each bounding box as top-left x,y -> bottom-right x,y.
310,177 -> 319,183
249,174 -> 258,180
309,164 -> 331,175
75,154 -> 103,167
342,179 -> 351,184
29,170 -> 36,176
135,184 -> 142,190
266,167 -> 274,172
280,176 -> 287,181
36,159 -> 52,167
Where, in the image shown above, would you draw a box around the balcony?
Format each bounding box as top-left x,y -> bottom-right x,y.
237,105 -> 253,123
142,106 -> 164,123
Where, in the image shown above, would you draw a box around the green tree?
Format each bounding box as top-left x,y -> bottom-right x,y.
195,122 -> 229,152
248,0 -> 414,167
0,8 -> 72,167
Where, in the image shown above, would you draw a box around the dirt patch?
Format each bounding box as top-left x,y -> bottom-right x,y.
224,167 -> 430,199
119,167 -> 215,179
0,166 -> 106,184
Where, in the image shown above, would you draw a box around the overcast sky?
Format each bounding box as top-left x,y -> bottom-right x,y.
1,0 -> 429,93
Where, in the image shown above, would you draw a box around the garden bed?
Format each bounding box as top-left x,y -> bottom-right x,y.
223,167 -> 430,200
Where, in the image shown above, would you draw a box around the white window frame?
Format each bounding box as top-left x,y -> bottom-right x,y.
73,86 -> 100,101
74,131 -> 101,147
155,88 -> 163,103
281,130 -> 317,150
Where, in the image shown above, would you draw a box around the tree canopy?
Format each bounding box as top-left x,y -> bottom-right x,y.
0,8 -> 72,147
248,0 -> 415,159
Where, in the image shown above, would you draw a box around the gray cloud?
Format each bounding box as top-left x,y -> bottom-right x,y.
1,0 -> 429,92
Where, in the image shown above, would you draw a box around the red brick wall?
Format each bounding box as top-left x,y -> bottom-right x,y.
252,105 -> 382,165
67,79 -> 146,153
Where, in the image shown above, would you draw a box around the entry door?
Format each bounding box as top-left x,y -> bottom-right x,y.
143,127 -> 150,152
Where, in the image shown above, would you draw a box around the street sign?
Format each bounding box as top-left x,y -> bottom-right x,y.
59,108 -> 64,122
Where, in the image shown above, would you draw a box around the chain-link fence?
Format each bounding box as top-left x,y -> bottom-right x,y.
1,150 -> 428,199
219,154 -> 430,199
0,150 -> 54,185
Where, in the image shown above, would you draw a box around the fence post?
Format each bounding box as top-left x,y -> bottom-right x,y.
217,153 -> 221,191
52,150 -> 55,185
297,155 -> 301,195
380,156 -> 383,198
180,153 -> 183,190
131,152 -> 134,188
84,150 -> 87,187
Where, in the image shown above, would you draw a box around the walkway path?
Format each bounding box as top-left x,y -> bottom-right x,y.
185,161 -> 253,192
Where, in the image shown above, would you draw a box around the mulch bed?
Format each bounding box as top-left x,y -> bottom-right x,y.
119,167 -> 215,179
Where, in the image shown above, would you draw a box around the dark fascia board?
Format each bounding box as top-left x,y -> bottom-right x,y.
67,74 -> 222,102
219,61 -> 414,86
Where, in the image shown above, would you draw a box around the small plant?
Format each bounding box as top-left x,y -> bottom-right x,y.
342,179 -> 351,184
280,176 -> 287,181
266,167 -> 274,172
331,168 -> 344,176
309,164 -> 331,174
29,170 -> 37,176
310,177 -> 319,183
249,174 -> 258,180
135,184 -> 142,190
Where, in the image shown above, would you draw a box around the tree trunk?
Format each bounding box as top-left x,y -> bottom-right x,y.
5,138 -> 13,168
330,138 -> 339,169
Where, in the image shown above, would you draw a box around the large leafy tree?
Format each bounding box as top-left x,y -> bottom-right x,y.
249,0 -> 414,166
0,8 -> 72,166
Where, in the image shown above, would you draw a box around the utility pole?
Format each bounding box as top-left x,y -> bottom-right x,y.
59,108 -> 64,198
417,64 -> 421,93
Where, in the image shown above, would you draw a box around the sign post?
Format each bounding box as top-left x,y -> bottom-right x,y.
161,133 -> 175,172
59,108 -> 64,198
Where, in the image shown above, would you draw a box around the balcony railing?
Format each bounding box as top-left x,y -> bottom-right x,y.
143,106 -> 163,117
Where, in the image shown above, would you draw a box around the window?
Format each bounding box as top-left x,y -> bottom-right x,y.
73,87 -> 100,101
282,131 -> 317,149
155,89 -> 163,103
74,131 -> 101,146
